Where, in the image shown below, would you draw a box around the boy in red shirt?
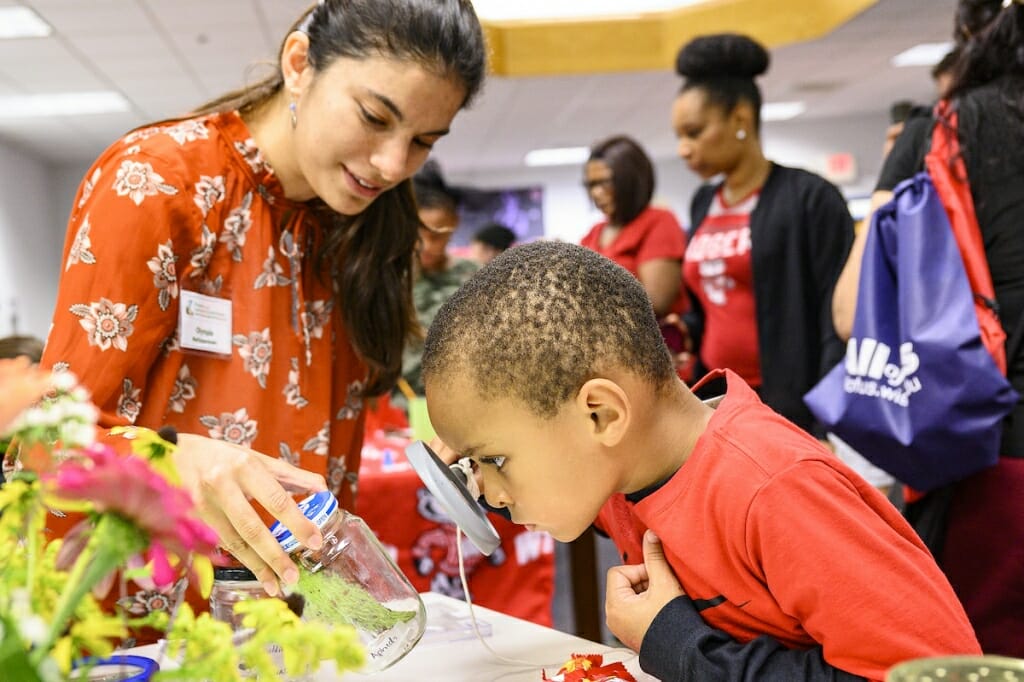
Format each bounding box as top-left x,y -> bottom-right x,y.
421,241 -> 979,681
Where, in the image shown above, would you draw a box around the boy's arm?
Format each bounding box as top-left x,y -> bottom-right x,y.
608,531 -> 866,682
639,596 -> 866,682
748,462 -> 979,678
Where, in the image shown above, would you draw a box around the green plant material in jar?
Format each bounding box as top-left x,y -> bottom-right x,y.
295,569 -> 417,636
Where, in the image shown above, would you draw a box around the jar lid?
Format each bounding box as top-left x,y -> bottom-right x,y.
269,491 -> 338,553
72,655 -> 159,681
213,566 -> 258,582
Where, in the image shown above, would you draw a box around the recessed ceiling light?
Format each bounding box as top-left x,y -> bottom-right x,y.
761,101 -> 806,122
0,6 -> 53,39
524,146 -> 590,167
0,92 -> 130,119
471,0 -> 710,22
890,42 -> 955,68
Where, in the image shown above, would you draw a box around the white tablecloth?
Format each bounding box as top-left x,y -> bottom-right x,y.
124,592 -> 658,681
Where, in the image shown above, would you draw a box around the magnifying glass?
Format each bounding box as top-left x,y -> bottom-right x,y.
404,440 -> 501,556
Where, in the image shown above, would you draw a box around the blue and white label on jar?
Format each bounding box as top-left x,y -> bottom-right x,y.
269,491 -> 339,553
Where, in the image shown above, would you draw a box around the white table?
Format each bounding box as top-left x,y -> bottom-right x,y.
348,592 -> 657,681
126,592 -> 658,681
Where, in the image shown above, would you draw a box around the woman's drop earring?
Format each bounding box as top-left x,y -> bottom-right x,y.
289,101 -> 297,129
736,129 -> 747,141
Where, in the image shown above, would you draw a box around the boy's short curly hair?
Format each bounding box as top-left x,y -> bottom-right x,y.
422,241 -> 675,418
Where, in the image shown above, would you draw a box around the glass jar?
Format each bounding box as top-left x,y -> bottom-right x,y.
210,566 -> 294,678
270,491 -> 426,672
210,566 -> 269,629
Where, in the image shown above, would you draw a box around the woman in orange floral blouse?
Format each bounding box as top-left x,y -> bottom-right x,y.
40,0 -> 487,617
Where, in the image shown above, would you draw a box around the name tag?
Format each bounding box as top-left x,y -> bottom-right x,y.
179,290 -> 232,355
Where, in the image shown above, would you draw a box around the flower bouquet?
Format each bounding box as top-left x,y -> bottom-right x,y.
0,357 -> 365,681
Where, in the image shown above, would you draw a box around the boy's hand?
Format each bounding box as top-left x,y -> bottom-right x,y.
605,530 -> 685,651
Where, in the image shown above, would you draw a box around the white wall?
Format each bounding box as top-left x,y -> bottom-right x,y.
0,140 -> 66,340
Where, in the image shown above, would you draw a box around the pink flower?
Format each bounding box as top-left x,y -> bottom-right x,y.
47,445 -> 219,588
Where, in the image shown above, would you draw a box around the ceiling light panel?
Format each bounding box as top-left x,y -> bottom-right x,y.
0,6 -> 52,39
471,0 -> 709,21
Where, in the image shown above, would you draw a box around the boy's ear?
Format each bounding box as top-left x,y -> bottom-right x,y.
575,378 -> 630,447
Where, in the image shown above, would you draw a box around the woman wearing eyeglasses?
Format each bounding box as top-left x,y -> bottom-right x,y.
580,136 -> 690,360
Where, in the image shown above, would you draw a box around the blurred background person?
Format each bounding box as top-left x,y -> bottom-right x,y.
0,334 -> 46,482
933,45 -> 961,98
882,47 -> 962,160
402,159 -> 479,397
470,222 -> 516,265
832,0 -> 1024,656
580,135 -> 686,320
0,335 -> 44,364
673,33 -> 853,436
579,135 -> 690,361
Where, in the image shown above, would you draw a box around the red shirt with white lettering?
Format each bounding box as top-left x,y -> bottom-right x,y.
684,189 -> 761,386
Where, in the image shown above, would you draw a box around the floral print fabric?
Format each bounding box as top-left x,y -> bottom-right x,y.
40,111 -> 368,628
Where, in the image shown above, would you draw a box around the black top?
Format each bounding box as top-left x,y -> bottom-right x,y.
878,76 -> 1024,393
687,163 -> 854,436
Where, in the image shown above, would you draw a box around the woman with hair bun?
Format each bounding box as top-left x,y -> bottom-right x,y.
673,33 -> 853,436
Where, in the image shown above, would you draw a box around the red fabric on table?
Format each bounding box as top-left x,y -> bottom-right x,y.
356,428 -> 556,627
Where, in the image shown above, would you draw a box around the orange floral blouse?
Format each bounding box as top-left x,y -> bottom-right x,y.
41,111 -> 368,623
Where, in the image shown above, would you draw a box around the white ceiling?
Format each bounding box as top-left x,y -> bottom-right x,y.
0,0 -> 957,172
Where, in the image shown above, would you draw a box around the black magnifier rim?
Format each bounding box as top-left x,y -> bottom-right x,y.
405,440 -> 501,556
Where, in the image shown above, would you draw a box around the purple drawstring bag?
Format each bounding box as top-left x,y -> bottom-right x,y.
804,172 -> 1018,491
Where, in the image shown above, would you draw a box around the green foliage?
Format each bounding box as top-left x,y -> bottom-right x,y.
295,569 -> 417,635
159,600 -> 365,681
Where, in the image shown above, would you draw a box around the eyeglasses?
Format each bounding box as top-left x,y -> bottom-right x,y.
419,224 -> 457,235
582,177 -> 613,191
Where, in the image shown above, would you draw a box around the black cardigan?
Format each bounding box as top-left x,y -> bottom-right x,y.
685,163 -> 854,435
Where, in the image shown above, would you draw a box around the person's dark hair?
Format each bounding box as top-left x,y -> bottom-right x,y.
890,99 -> 918,124
473,223 -> 516,252
194,0 -> 486,116
422,241 -> 675,418
189,0 -> 486,396
946,0 -> 1024,100
412,159 -> 460,213
932,47 -> 962,81
675,33 -> 770,132
0,335 -> 44,363
587,136 -> 655,226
